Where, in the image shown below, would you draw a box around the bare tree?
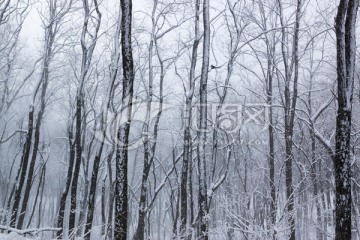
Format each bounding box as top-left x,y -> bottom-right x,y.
0,0 -> 359,239
133,1 -> 188,238
276,0 -> 302,238
68,0 -> 101,237
10,0 -> 72,230
179,0 -> 199,238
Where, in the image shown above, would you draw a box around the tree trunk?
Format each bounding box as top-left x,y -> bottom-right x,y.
106,149 -> 115,240
267,54 -> 276,240
114,0 -> 135,239
68,1 -> 101,236
26,159 -> 46,229
68,96 -> 83,237
9,107 -> 34,228
56,127 -> 75,238
180,1 -> 200,238
17,108 -> 45,230
101,178 -> 106,237
334,0 -> 359,239
83,149 -> 104,239
9,113 -> 34,228
197,0 -> 210,238
277,0 -> 302,238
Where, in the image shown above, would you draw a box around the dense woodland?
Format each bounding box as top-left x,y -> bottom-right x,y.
0,0 -> 359,239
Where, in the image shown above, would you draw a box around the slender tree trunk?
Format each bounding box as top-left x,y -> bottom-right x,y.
114,0 -> 135,239
188,148 -> 194,239
17,107 -> 46,229
56,127 -> 75,238
267,57 -> 276,240
4,148 -> 24,227
68,96 -> 83,237
197,0 -> 210,238
68,1 -> 101,236
101,178 -> 106,236
277,1 -> 302,238
83,106 -> 113,240
83,146 -> 104,239
133,2 -> 171,237
26,160 -> 46,229
133,3 -> 156,238
9,107 -> 34,228
180,1 -> 200,238
106,149 -> 115,240
102,4 -> 121,238
17,41 -> 53,228
10,0 -> 67,229
37,163 -> 46,229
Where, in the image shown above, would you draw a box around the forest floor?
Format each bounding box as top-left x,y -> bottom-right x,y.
0,232 -> 36,240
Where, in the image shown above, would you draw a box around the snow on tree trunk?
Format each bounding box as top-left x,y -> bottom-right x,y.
10,0 -> 69,229
56,126 -> 75,238
334,0 -> 359,239
68,0 -> 101,237
10,107 -> 34,229
68,95 -> 83,237
277,0 -> 302,238
197,0 -> 210,239
114,0 -> 135,239
180,0 -> 200,238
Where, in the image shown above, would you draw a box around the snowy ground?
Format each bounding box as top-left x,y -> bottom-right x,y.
0,232 -> 38,240
0,225 -> 103,240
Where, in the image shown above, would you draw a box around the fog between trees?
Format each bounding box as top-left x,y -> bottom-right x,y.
0,0 -> 359,239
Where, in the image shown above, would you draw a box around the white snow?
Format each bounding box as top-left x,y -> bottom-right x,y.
0,232 -> 36,240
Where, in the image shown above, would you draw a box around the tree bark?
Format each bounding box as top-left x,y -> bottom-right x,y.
334,0 -> 359,239
114,0 -> 135,239
68,1 -> 101,236
26,159 -> 46,229
9,108 -> 34,228
180,1 -> 200,238
68,96 -> 83,237
277,0 -> 302,238
56,127 -> 75,238
197,0 -> 210,239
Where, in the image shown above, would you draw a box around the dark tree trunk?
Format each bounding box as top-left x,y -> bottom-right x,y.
133,4 -> 156,236
133,7 -> 167,238
17,108 -> 45,230
133,162 -> 151,240
277,0 -> 302,238
56,127 -> 76,238
4,147 -> 25,227
37,163 -> 46,229
180,0 -> 200,237
10,107 -> 34,228
334,0 -> 359,239
68,1 -> 102,236
83,112 -> 108,239
101,178 -> 106,236
69,96 -> 83,237
267,55 -> 276,240
83,147 -> 104,240
26,159 -> 46,229
14,6 -> 56,228
106,149 -> 115,240
114,0 -> 135,239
